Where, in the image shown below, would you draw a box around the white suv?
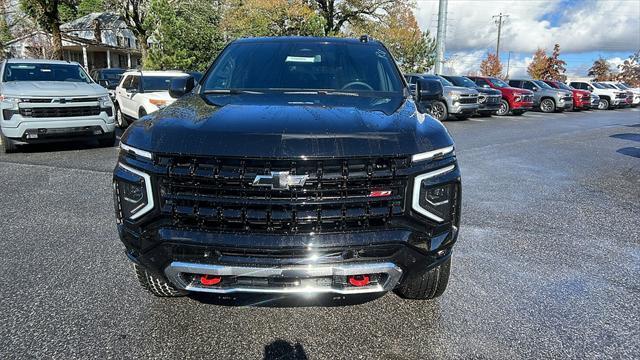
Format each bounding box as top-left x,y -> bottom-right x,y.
0,59 -> 116,153
568,80 -> 627,110
114,70 -> 190,127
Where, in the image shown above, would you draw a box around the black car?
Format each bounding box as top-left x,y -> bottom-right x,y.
441,75 -> 502,116
113,37 -> 461,300
91,68 -> 125,99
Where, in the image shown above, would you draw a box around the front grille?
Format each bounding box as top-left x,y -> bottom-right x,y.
155,156 -> 409,234
20,97 -> 99,103
459,96 -> 477,104
19,106 -> 101,118
487,95 -> 501,104
616,93 -> 626,99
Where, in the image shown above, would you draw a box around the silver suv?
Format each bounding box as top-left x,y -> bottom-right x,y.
0,59 -> 116,153
405,74 -> 479,121
508,79 -> 573,113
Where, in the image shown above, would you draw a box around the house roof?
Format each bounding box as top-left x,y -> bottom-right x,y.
61,12 -> 128,32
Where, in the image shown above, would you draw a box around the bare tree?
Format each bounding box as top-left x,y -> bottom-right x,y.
308,0 -> 398,35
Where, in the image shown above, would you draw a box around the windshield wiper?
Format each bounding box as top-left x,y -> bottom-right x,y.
283,90 -> 359,96
203,89 -> 264,95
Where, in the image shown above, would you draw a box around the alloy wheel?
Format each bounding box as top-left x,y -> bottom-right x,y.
430,103 -> 446,121
496,100 -> 509,116
541,99 -> 555,113
598,99 -> 609,110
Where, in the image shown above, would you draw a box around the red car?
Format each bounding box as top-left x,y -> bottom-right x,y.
544,80 -> 591,110
467,76 -> 534,116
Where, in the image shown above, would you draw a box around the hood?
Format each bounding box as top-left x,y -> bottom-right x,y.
501,86 -> 532,95
444,85 -> 478,95
572,89 -> 590,96
138,91 -> 175,102
476,87 -> 501,96
121,93 -> 454,158
1,81 -> 108,97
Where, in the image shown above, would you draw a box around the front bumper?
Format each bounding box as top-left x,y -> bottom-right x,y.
1,112 -> 115,140
558,96 -> 573,109
448,100 -> 479,115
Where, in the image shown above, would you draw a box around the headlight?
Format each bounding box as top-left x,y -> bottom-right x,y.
411,145 -> 454,163
99,95 -> 113,108
120,143 -> 153,160
557,92 -> 565,98
412,165 -> 458,222
113,162 -> 154,221
0,96 -> 20,110
514,95 -> 522,102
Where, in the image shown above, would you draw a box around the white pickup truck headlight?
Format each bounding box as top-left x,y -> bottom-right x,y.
99,95 -> 113,108
0,96 -> 20,110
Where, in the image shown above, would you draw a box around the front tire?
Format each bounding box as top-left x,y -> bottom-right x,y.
133,264 -> 186,297
1,132 -> 17,153
395,257 -> 451,300
116,105 -> 128,128
598,98 -> 610,110
496,99 -> 510,116
540,98 -> 556,113
428,101 -> 448,121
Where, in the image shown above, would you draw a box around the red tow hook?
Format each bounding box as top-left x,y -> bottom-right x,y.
348,275 -> 370,287
199,274 -> 222,286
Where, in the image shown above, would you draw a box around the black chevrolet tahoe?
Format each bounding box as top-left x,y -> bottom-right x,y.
113,37 -> 461,300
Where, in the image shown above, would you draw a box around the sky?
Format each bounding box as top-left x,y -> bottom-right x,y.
413,0 -> 640,78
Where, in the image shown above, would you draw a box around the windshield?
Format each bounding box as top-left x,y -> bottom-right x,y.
101,71 -> 124,81
143,76 -> 186,92
489,77 -> 509,88
434,76 -> 453,87
556,82 -> 573,90
533,80 -> 553,89
592,83 -> 606,89
447,76 -> 477,88
3,63 -> 92,83
614,83 -> 628,89
202,41 -> 403,94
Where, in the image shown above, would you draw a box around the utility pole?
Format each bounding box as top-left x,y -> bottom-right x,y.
492,12 -> 509,60
506,51 -> 512,78
434,0 -> 448,74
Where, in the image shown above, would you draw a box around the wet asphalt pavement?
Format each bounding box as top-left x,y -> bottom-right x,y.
1,108 -> 639,359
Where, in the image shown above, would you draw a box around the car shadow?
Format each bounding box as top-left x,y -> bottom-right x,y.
617,147 -> 640,158
263,340 -> 308,360
188,291 -> 386,308
610,133 -> 640,142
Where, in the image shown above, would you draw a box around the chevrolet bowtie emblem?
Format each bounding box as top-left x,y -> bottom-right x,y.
253,171 -> 308,189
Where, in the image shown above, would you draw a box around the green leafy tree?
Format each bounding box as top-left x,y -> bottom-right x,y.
349,1 -> 435,73
480,52 -> 503,77
308,0 -> 398,35
20,0 -> 77,59
526,48 -> 548,79
144,0 -> 225,71
223,0 -> 325,38
617,50 -> 640,87
588,57 -> 612,81
77,0 -> 106,17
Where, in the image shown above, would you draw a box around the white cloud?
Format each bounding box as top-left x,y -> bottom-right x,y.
415,0 -> 640,54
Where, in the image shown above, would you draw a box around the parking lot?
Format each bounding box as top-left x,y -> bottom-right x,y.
1,108 -> 639,359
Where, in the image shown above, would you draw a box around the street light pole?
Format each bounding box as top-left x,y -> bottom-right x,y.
434,0 -> 448,74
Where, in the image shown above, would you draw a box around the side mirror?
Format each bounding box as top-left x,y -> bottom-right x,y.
532,87 -> 539,91
169,76 -> 195,98
588,86 -> 593,91
415,78 -> 443,104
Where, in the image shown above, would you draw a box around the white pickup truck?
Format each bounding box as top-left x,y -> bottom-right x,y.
568,80 -> 627,110
0,59 -> 116,153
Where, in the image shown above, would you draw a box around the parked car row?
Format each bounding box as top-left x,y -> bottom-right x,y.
402,72 -> 637,122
